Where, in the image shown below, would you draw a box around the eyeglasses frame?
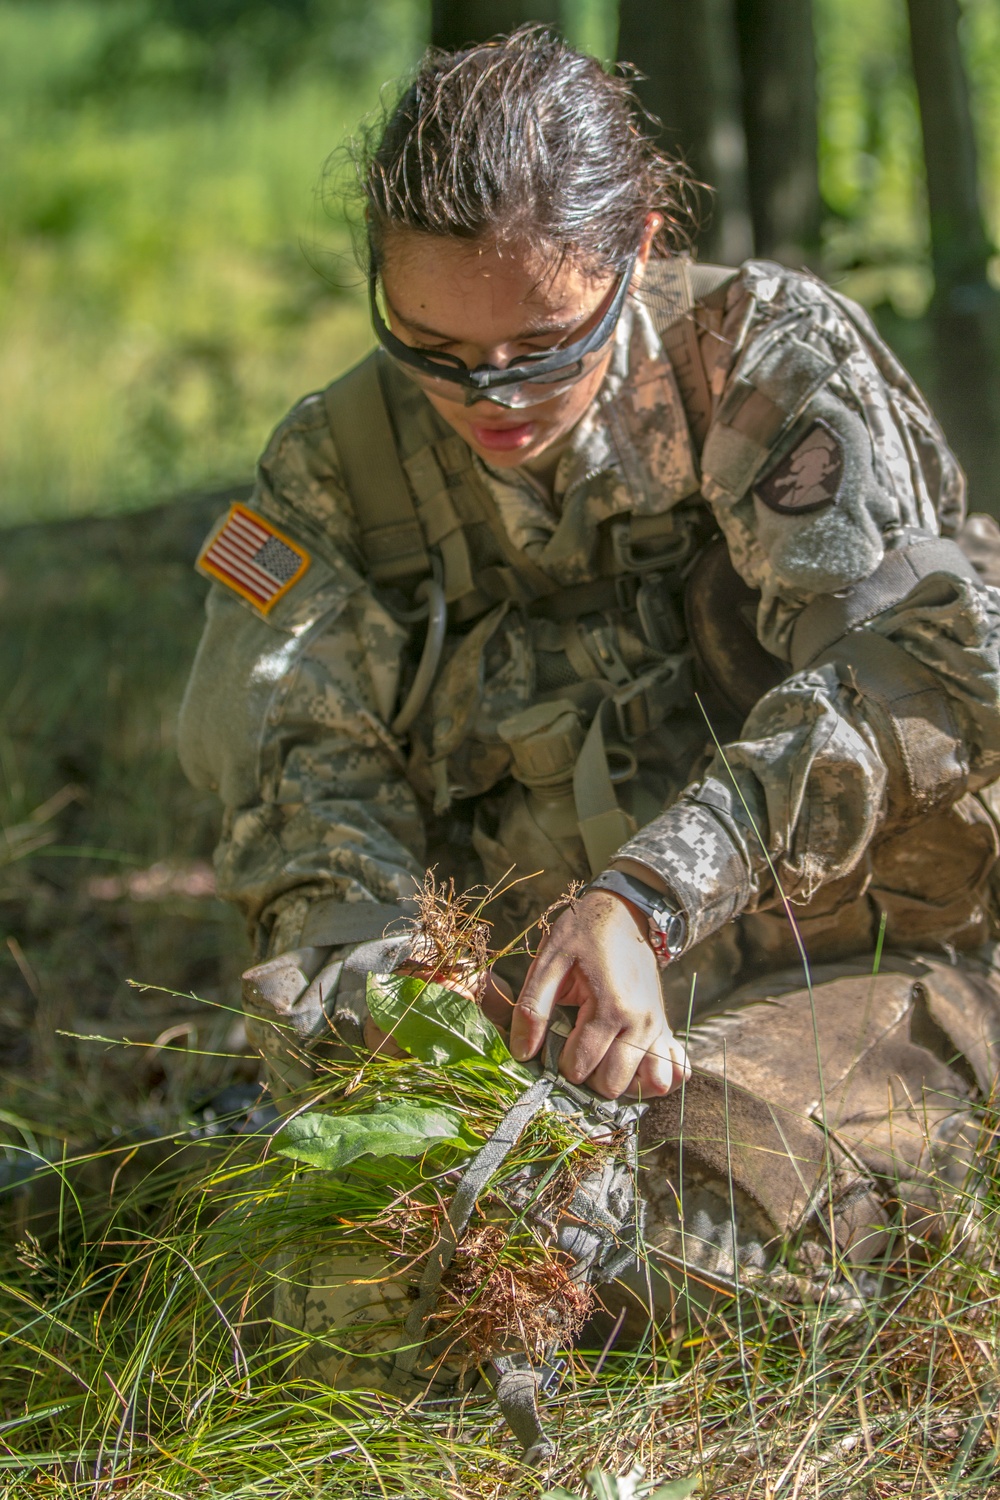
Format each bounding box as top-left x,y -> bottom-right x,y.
367,249 -> 640,398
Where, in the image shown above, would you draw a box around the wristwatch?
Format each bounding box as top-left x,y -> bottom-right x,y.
586,868 -> 687,966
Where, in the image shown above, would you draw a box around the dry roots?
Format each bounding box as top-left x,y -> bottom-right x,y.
434,1222 -> 594,1362
405,872 -> 493,992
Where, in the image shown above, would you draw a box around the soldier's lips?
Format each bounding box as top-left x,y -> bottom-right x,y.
469,420 -> 537,451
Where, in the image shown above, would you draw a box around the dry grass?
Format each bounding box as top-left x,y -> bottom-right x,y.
439,1222 -> 595,1363
0,495 -> 253,1182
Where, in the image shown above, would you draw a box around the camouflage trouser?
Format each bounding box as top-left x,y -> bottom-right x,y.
270,1249 -> 472,1398
620,951 -> 1000,1333
245,946 -> 1000,1385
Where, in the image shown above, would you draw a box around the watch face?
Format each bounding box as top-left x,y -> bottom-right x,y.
650,909 -> 685,960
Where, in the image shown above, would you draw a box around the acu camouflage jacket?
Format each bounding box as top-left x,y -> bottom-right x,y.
178,259 -> 1000,1005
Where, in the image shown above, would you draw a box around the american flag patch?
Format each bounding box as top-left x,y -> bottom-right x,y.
196,503 -> 310,613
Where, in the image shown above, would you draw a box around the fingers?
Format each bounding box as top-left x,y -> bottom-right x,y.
582,1023 -> 667,1100
363,1018 -> 406,1058
510,945 -> 575,1061
558,995 -> 628,1089
584,1037 -> 644,1101
480,971 -> 515,1030
568,1019 -> 689,1101
626,1034 -> 690,1100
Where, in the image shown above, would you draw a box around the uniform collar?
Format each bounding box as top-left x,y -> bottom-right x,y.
476,292 -> 701,582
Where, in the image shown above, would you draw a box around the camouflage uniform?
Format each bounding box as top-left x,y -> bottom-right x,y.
179,259 -> 1000,1001
179,260 -> 1000,1338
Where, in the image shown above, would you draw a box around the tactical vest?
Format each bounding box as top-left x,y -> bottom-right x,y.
317,259 -> 988,972
322,264 -> 756,910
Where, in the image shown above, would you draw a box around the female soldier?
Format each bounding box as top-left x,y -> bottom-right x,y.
179,25 -> 1000,1411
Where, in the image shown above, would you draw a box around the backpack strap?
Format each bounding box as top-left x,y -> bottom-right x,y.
790,530 -> 981,671
689,261 -> 740,304
647,258 -> 737,452
323,353 -> 430,586
638,256 -> 737,333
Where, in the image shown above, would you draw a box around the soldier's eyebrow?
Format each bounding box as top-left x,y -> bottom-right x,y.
384,293 -> 581,343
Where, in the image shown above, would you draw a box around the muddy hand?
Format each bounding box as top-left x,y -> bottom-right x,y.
509,890 -> 689,1100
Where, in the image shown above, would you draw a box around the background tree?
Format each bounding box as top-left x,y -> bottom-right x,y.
907,0 -> 992,297
431,0 -> 560,49
617,0 -> 820,268
906,0 -> 1000,512
616,0 -> 752,264
734,0 -> 822,265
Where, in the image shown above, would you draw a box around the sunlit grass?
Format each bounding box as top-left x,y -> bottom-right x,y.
4,1042 -> 1000,1498
0,4 -> 392,526
0,78 -> 377,525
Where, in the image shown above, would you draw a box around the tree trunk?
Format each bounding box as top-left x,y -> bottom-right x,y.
734,0 -> 821,266
617,0 -> 752,265
906,0 -> 991,296
905,0 -> 1000,516
431,0 -> 561,51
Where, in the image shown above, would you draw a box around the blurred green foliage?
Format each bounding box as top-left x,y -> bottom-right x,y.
0,0 -> 424,524
1,0 -> 999,525
815,0 -> 1000,314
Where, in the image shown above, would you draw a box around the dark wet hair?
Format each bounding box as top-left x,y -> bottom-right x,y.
351,26 -> 696,276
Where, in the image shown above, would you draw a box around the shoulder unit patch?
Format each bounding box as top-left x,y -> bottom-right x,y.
754,419 -> 844,515
197,503 -> 310,613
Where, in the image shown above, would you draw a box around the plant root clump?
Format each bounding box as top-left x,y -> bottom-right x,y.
433,1221 -> 594,1362
403,867 -> 584,993
405,871 -> 493,992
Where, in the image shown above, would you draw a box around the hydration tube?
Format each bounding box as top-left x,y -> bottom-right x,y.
390,575 -> 448,736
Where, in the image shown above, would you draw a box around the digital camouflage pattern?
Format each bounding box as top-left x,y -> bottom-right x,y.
179,259 -> 1000,1013
178,259 -> 1000,1404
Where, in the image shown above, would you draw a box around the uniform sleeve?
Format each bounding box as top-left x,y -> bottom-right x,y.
178,395 -> 426,958
618,574 -> 1000,948
616,269 -> 1000,949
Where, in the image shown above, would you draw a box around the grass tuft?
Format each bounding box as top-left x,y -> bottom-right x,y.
4,971 -> 1000,1496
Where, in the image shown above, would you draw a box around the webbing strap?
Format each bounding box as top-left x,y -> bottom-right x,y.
300,899 -> 407,948
527,575 -> 625,621
790,533 -> 981,671
573,701 -> 636,875
489,1356 -> 554,1465
688,262 -> 739,304
323,354 -> 430,585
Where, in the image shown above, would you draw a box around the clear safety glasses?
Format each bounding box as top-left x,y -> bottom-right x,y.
368,251 -> 638,410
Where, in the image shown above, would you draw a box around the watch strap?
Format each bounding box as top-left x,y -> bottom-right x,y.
586,868 -> 686,965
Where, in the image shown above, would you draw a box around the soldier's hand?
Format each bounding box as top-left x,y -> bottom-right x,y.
509,890 -> 689,1099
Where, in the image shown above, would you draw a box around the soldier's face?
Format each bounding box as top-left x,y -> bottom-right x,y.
378,229 -> 651,468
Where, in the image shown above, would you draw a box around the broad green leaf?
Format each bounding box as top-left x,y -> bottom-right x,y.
366,973 -> 533,1082
540,1489 -> 583,1500
273,1102 -> 470,1172
646,1479 -> 699,1500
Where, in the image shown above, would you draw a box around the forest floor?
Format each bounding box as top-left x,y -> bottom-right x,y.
0,490 -> 255,1165
3,498 -> 1000,1499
